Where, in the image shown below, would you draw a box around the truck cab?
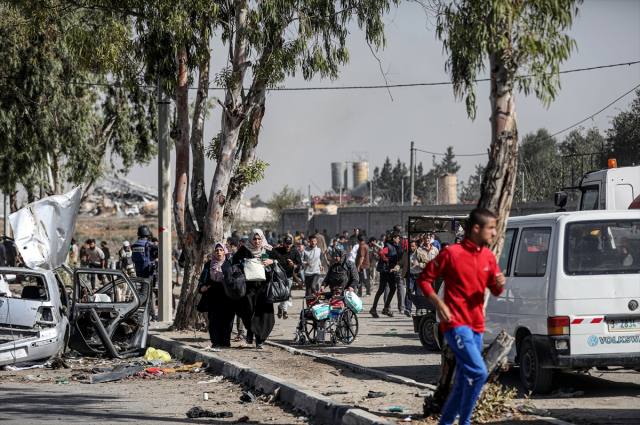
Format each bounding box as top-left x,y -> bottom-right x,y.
556,161 -> 640,211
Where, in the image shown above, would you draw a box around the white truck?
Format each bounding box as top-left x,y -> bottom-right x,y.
555,160 -> 640,211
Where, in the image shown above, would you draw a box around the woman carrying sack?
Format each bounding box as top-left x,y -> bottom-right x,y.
197,243 -> 236,347
232,229 -> 283,349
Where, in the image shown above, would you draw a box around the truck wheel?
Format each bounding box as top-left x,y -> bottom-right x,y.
519,336 -> 553,394
418,313 -> 440,351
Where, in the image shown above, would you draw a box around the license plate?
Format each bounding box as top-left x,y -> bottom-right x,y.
608,319 -> 640,332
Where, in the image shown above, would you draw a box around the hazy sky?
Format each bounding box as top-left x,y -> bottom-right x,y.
125,0 -> 640,202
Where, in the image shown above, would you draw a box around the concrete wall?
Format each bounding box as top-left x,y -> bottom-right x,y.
276,200 -> 578,238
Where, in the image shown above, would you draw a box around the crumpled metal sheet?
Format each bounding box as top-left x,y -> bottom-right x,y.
9,186 -> 82,270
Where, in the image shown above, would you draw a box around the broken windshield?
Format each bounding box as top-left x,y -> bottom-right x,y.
565,220 -> 640,275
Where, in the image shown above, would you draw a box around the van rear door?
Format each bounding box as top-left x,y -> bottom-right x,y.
557,219 -> 640,356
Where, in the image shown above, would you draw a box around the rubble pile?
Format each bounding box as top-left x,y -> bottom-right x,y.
80,176 -> 158,217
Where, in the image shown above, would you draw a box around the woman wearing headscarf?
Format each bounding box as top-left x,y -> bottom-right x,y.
197,243 -> 235,347
320,247 -> 359,296
232,229 -> 283,349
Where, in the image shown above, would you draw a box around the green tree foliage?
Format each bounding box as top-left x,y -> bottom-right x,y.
514,128 -> 562,203
267,185 -> 304,222
436,0 -> 581,119
559,127 -> 606,187
436,0 -> 581,255
0,7 -> 156,204
607,89 -> 640,167
373,147 -> 460,204
459,164 -> 486,204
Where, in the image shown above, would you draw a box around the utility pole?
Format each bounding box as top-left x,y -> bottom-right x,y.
436,176 -> 439,205
157,80 -> 172,322
409,141 -> 415,206
3,193 -> 9,236
401,179 -> 404,206
370,181 -> 373,207
521,171 -> 526,202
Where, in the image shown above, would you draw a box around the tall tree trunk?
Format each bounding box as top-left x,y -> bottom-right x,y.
223,93 -> 266,235
173,45 -> 190,240
172,48 -> 213,330
477,51 -> 518,257
203,0 -> 250,246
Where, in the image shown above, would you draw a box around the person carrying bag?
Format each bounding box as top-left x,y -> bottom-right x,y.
231,229 -> 283,349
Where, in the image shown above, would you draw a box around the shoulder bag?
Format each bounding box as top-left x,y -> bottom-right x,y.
243,258 -> 266,281
266,262 -> 290,303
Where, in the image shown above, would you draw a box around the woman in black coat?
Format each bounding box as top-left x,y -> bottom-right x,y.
231,229 -> 282,349
198,243 -> 235,347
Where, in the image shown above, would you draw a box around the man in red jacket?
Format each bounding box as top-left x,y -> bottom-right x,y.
416,208 -> 505,425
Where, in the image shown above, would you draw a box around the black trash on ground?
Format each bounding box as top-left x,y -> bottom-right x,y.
367,391 -> 387,398
240,391 -> 258,402
186,407 -> 233,418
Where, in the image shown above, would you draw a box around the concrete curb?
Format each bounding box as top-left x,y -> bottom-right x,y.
147,333 -> 397,425
265,340 -> 437,391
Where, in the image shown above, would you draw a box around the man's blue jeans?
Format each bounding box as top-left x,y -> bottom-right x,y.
439,326 -> 488,425
405,274 -> 418,313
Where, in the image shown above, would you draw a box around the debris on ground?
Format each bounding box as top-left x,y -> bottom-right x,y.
198,376 -> 224,384
185,406 -> 233,418
545,388 -> 585,398
518,405 -> 550,416
141,347 -> 171,362
240,391 -> 258,402
367,391 -> 387,398
324,391 -> 348,396
267,387 -> 280,404
378,406 -> 411,412
90,365 -> 145,384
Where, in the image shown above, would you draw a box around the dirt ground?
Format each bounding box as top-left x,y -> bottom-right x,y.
0,355 -> 325,424
160,283 -> 640,425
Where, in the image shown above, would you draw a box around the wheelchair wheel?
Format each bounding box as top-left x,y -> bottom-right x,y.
336,308 -> 359,344
303,312 -> 317,342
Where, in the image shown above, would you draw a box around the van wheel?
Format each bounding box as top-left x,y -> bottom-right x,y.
418,313 -> 440,351
519,336 -> 553,394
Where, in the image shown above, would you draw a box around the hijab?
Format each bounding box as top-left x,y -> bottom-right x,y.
247,229 -> 272,257
328,247 -> 349,289
209,243 -> 229,281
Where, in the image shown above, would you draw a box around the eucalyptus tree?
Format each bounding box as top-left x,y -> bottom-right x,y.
436,0 -> 581,255
25,0 -> 397,328
0,6 -> 157,206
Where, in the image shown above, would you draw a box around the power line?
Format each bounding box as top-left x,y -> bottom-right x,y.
531,83 -> 640,144
415,148 -> 487,157
1,60 -> 638,91
414,82 -> 640,156
274,61 -> 640,91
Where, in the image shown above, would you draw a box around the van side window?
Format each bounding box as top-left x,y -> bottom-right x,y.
580,185 -> 599,210
497,229 -> 518,276
514,228 -> 552,277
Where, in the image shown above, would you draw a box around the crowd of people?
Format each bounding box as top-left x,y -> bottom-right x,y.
196,224 -> 464,349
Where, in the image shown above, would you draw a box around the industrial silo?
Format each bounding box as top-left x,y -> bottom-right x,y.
352,161 -> 369,188
331,162 -> 347,192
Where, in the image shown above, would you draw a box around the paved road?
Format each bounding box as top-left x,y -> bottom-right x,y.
266,285 -> 640,425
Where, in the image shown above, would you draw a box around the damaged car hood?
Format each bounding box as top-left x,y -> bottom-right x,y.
10,186 -> 82,270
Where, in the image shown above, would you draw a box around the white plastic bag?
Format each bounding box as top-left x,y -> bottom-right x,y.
244,258 -> 266,281
345,291 -> 363,314
312,304 -> 329,321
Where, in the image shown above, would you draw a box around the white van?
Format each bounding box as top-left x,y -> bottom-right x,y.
485,210 -> 640,394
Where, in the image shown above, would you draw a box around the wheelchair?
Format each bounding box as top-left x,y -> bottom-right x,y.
294,294 -> 359,345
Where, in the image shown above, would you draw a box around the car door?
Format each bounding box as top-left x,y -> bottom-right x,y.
509,227 -> 553,337
68,268 -> 143,358
485,228 -> 518,346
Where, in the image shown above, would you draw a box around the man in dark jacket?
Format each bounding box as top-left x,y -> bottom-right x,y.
274,236 -> 302,319
3,237 -> 16,267
371,232 -> 403,317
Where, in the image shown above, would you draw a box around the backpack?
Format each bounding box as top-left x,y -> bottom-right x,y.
223,264 -> 246,299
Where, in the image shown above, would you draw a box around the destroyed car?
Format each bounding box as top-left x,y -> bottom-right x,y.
0,186 -> 152,366
0,268 -> 70,365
